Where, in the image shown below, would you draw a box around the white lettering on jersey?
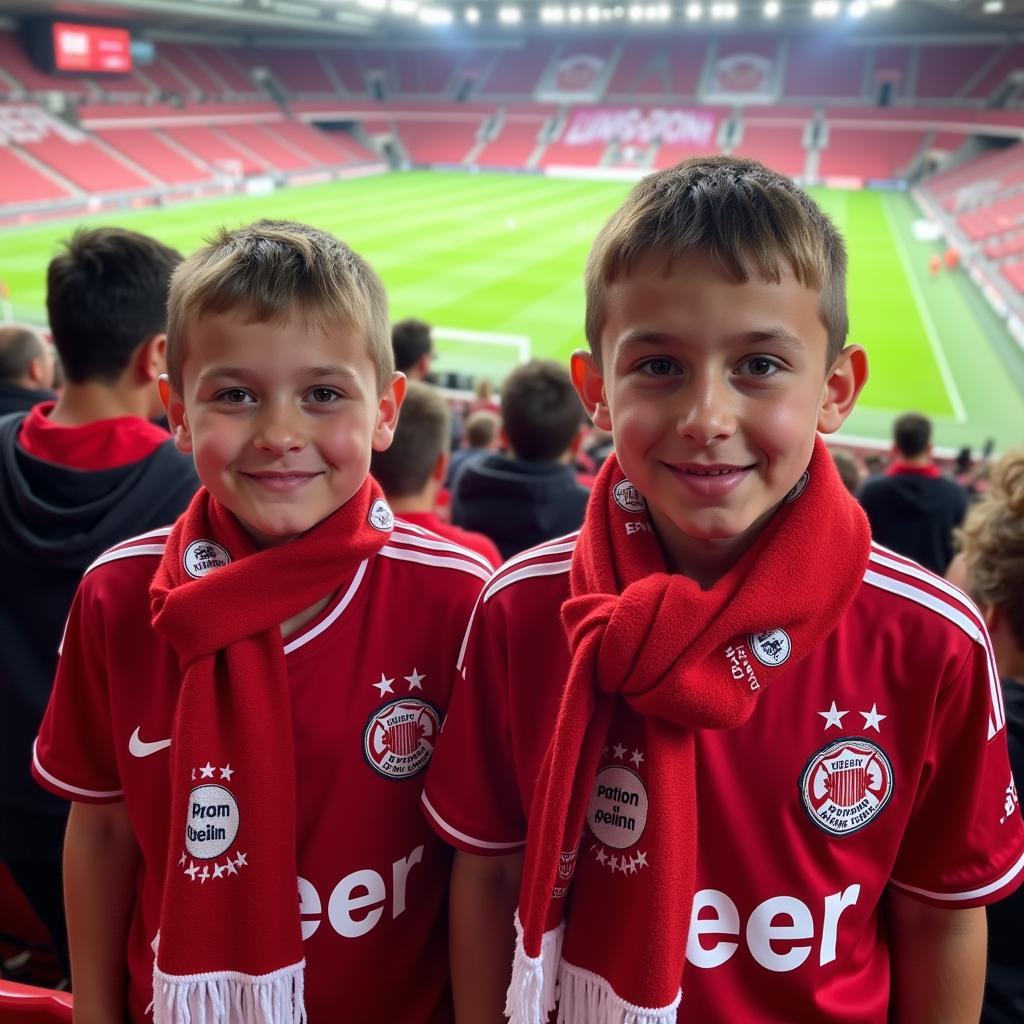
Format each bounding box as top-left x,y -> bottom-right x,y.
297,844 -> 425,941
686,884 -> 861,972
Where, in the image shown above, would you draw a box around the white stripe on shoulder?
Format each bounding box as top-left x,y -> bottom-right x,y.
863,562 -> 1004,737
389,523 -> 494,572
32,740 -> 123,800
379,544 -> 491,582
284,560 -> 368,655
890,847 -> 1024,903
85,543 -> 166,576
485,558 -> 573,602
421,791 -> 525,852
109,525 -> 175,548
498,532 -> 580,573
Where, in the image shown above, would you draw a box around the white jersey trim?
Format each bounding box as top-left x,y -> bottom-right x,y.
891,847 -> 1024,903
379,544 -> 491,582
85,543 -> 167,576
485,558 -> 573,602
421,791 -> 525,851
864,552 -> 1004,738
495,534 -> 579,574
390,521 -> 495,573
32,739 -> 123,800
283,559 -> 368,655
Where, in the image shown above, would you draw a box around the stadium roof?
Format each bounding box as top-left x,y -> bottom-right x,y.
0,0 -> 1019,40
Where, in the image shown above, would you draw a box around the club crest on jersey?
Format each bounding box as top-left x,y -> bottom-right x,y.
801,737 -> 894,837
785,471 -> 810,503
749,628 -> 791,668
363,699 -> 440,779
183,540 -> 231,579
368,498 -> 395,533
612,479 -> 646,514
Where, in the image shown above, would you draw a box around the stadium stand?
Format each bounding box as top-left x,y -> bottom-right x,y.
477,41 -> 558,96
668,39 -> 712,97
605,40 -> 665,97
94,128 -> 209,184
783,38 -> 866,99
965,42 -> 1024,100
914,43 -> 1002,100
0,30 -> 93,96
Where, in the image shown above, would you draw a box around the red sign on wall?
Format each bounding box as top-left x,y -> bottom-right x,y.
52,22 -> 132,74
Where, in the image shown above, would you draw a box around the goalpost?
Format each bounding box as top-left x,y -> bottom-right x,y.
430,326 -> 532,393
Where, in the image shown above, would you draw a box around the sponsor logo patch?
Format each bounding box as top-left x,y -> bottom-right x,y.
183,540 -> 231,579
186,784 -> 240,860
749,628 -> 792,668
800,737 -> 894,836
364,699 -> 440,779
612,479 -> 646,514
587,764 -> 648,850
368,498 -> 395,532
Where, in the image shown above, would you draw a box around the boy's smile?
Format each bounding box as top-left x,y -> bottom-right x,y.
575,251 -> 865,582
163,311 -> 403,547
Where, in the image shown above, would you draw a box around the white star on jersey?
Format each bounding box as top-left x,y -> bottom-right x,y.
860,703 -> 887,732
630,749 -> 644,768
612,742 -> 627,759
199,762 -> 215,779
404,668 -> 425,691
818,701 -> 848,730
373,673 -> 395,697
220,764 -> 234,781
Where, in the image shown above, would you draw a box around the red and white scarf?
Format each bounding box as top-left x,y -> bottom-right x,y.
149,477 -> 395,1023
508,437 -> 871,1024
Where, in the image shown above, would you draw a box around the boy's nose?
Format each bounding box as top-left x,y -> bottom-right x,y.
254,404 -> 306,453
676,375 -> 737,447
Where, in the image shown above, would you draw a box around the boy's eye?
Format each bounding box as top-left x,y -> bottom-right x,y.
741,356 -> 780,377
218,388 -> 254,404
307,386 -> 342,404
639,358 -> 679,377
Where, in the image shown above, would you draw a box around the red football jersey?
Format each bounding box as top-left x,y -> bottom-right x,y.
424,536 -> 1024,1022
34,518 -> 491,1024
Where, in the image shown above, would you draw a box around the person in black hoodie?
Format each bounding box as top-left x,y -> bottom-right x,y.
858,411 -> 967,573
452,358 -> 589,560
0,228 -> 198,979
0,324 -> 56,416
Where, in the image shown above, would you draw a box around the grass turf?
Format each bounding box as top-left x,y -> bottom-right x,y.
1,170 -> 1020,449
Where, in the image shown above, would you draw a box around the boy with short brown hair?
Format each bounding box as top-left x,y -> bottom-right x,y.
34,220 -> 491,1023
424,159 -> 1024,1023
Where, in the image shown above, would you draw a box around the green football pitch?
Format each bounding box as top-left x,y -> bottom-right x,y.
1,170 -> 1021,449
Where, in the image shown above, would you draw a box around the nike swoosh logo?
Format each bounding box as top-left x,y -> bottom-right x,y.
129,727 -> 171,758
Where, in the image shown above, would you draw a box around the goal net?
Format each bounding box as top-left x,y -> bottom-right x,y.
430,326 -> 531,392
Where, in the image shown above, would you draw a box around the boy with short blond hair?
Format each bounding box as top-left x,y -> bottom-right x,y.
423,159 -> 1024,1023
34,220 -> 491,1023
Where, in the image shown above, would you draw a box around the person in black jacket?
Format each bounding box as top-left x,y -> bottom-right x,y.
858,412 -> 967,573
0,228 -> 198,980
452,358 -> 589,560
0,324 -> 56,416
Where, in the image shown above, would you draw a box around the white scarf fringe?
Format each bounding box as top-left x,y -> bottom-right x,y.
556,960 -> 680,1024
505,914 -> 564,1024
153,958 -> 306,1024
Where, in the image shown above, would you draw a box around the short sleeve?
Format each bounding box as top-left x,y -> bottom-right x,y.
422,595 -> 527,854
891,638 -> 1024,908
32,577 -> 123,803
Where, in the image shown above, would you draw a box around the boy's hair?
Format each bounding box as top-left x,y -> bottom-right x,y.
391,318 -> 433,374
370,380 -> 449,498
47,227 -> 182,384
166,220 -> 392,392
501,359 -> 584,463
956,450 -> 1024,650
465,409 -> 500,449
585,157 -> 848,367
893,412 -> 932,458
0,325 -> 45,383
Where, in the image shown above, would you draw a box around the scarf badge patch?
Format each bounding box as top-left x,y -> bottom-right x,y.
585,739 -> 651,880
180,762 -> 247,884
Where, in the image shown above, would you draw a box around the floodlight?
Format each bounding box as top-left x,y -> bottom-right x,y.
686,1 -> 703,16
709,1 -> 737,17
982,0 -> 1003,10
763,0 -> 780,15
613,4 -> 625,12
419,5 -> 453,22
848,0 -> 868,14
628,3 -> 644,15
464,5 -> 480,19
498,5 -> 521,21
391,0 -> 418,13
811,0 -> 840,15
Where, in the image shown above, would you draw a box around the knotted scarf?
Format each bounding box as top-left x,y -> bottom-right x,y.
149,477 -> 395,1023
507,437 -> 871,1024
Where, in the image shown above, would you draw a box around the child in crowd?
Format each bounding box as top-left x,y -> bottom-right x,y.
33,221 -> 490,1023
452,358 -> 589,560
372,380 -> 502,568
423,158 -> 1024,1023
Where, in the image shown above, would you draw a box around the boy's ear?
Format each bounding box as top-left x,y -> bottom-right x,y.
570,350 -> 612,432
817,344 -> 868,435
372,372 -> 406,453
159,374 -> 193,454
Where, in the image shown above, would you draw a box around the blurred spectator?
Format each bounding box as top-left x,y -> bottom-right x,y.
469,377 -> 500,415
0,227 -> 199,979
447,408 -> 501,489
452,358 -> 588,560
372,381 -> 501,568
951,451 -> 1024,1024
0,325 -> 56,415
863,452 -> 886,482
858,412 -> 967,573
391,317 -> 434,381
584,427 -> 615,474
831,448 -> 862,495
